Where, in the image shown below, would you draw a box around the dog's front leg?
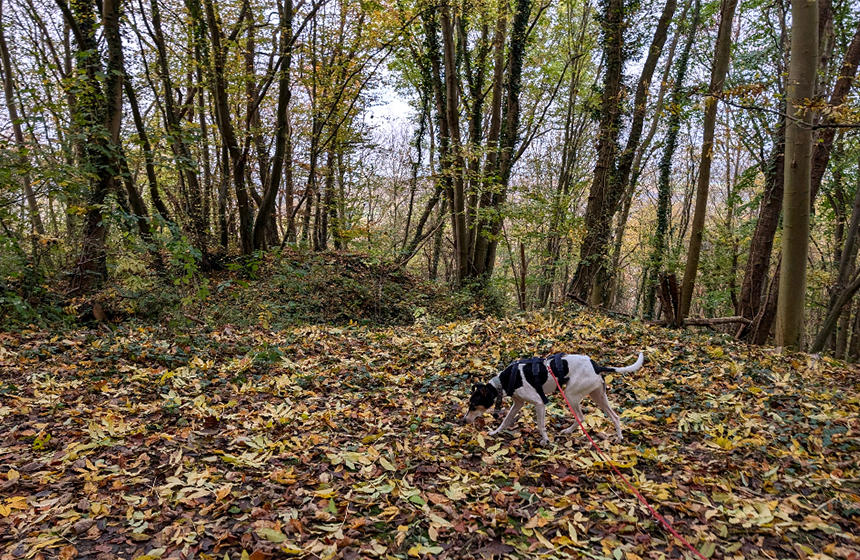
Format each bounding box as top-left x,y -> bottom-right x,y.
489,399 -> 523,436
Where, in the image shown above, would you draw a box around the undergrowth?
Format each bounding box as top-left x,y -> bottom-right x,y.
60,249 -> 499,330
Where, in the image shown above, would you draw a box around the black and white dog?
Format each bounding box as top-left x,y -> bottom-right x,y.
463,352 -> 644,445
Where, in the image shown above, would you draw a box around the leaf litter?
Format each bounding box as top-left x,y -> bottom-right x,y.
0,311 -> 858,559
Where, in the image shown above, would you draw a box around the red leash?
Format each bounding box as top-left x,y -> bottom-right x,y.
547,363 -> 708,560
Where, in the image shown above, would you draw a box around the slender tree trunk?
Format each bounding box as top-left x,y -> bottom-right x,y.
0,0 -> 45,237
736,123 -> 786,331
117,146 -> 153,241
439,3 -> 469,281
775,0 -> 817,349
811,154 -> 860,352
538,7 -> 590,308
470,6 -> 506,278
57,0 -> 125,291
849,298 -> 860,361
153,0 -> 208,260
810,21 -> 860,203
204,0 -> 252,254
254,0 -> 293,249
835,304 -> 851,358
218,142 -> 230,249
195,61 -> 212,240
125,79 -> 171,223
644,0 -> 700,319
612,0 -> 676,216
609,0 -> 690,308
750,21 -> 859,343
284,103 -> 296,243
478,0 -> 532,278
678,0 -> 738,319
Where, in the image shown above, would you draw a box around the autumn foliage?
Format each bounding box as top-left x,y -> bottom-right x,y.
1,311 -> 857,559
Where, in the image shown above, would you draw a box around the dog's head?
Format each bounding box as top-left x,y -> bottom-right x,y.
462,383 -> 500,423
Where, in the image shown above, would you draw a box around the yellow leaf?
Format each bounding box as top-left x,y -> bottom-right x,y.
7,496 -> 28,510
256,527 -> 286,543
605,501 -> 620,515
279,543 -> 303,555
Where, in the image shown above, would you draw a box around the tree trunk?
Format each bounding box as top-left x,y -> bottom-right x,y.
775,0 -> 817,349
811,153 -> 860,353
478,0 -> 532,278
125,79 -> 171,223
537,4 -> 591,308
567,0 -> 627,303
678,0 -> 738,319
643,0 -> 701,318
153,0 -> 208,260
204,0 -> 253,254
612,0 -> 677,220
253,0 -> 292,249
609,0 -> 691,308
849,298 -> 860,361
809,21 -> 860,204
439,4 -> 470,281
57,0 -> 125,291
736,123 -> 786,332
0,0 -> 45,237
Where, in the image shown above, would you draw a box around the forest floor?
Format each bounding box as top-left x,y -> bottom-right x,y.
1,311 -> 858,560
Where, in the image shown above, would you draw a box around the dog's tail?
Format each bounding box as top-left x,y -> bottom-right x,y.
610,352 -> 644,374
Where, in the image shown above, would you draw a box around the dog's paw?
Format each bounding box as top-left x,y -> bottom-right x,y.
540,438 -> 550,446
488,429 -> 500,436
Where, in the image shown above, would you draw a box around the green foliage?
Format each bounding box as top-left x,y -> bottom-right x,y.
452,275 -> 509,317
204,250 -> 478,328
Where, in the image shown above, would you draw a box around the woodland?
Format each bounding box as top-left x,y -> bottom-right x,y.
0,0 -> 859,558
0,0 -> 859,351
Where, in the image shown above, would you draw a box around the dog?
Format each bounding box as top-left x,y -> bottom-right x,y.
463,352 -> 644,445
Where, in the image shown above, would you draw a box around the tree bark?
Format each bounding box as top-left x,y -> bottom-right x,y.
567,0 -> 627,303
775,0 -> 817,349
57,0 -> 125,291
152,0 -> 208,260
809,21 -> 860,204
478,0 -> 532,277
537,4 -> 591,308
678,0 -> 738,319
612,0 -> 677,219
439,3 -> 470,281
736,123 -> 786,332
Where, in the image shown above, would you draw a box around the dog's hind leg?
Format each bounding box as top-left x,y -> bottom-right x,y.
590,387 -> 623,441
535,402 -> 549,445
489,399 -> 524,436
560,398 -> 586,435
